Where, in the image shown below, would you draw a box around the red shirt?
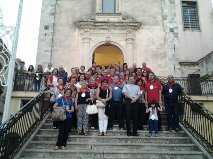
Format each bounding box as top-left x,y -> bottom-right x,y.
144,80 -> 162,103
142,66 -> 152,74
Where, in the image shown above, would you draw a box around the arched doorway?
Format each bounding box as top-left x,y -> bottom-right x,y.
93,44 -> 124,66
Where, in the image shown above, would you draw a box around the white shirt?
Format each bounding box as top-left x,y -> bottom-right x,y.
44,67 -> 54,73
122,84 -> 141,98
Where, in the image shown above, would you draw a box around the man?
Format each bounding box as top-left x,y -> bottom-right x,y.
44,63 -> 54,74
142,62 -> 152,74
97,69 -> 112,86
162,75 -> 185,132
122,77 -> 141,136
144,72 -> 162,130
109,76 -> 124,130
58,66 -> 68,84
85,71 -> 92,84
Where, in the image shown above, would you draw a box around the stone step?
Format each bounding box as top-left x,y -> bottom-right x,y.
42,123 -> 169,130
38,129 -> 187,137
21,149 -> 204,159
33,135 -> 191,144
45,118 -> 168,124
27,141 -> 199,151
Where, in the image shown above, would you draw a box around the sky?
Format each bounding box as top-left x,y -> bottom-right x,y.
0,0 -> 42,68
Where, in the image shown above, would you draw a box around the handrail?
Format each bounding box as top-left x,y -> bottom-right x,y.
158,76 -> 213,95
13,72 -> 50,91
179,95 -> 213,155
0,88 -> 51,159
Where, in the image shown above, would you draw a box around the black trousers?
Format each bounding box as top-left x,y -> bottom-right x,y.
137,102 -> 146,129
165,101 -> 179,129
108,101 -> 124,129
125,99 -> 139,135
56,118 -> 72,147
89,113 -> 98,129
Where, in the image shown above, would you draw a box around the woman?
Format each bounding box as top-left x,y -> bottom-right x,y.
52,77 -> 65,129
25,65 -> 34,91
47,68 -> 59,88
136,78 -> 146,130
142,70 -> 148,83
75,73 -> 86,89
96,79 -> 112,136
123,63 -> 128,72
53,88 -> 74,150
88,76 -> 99,130
125,70 -> 130,81
75,80 -> 93,135
34,64 -> 43,91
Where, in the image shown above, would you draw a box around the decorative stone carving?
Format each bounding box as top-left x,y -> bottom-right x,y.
76,14 -> 141,31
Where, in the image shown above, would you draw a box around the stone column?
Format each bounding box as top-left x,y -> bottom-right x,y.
126,37 -> 134,66
115,0 -> 120,13
96,0 -> 102,13
82,37 -> 91,69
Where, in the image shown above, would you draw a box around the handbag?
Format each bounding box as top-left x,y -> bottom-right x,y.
96,100 -> 106,108
52,108 -> 66,121
52,99 -> 66,121
50,94 -> 56,102
86,102 -> 98,115
96,89 -> 110,108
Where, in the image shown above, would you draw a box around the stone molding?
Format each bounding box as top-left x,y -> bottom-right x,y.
197,51 -> 213,64
76,14 -> 141,68
76,14 -> 141,31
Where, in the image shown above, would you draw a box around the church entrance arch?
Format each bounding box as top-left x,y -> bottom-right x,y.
92,43 -> 124,67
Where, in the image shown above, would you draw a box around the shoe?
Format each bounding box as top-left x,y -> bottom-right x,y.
98,132 -> 102,136
132,134 -> 139,136
54,146 -> 59,150
85,133 -> 88,136
169,128 -> 173,132
53,127 -> 57,129
148,133 -> 152,137
175,128 -> 179,132
127,132 -> 131,136
155,133 -> 158,137
61,146 -> 66,150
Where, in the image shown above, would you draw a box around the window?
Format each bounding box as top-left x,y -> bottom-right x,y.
102,0 -> 115,13
182,1 -> 200,30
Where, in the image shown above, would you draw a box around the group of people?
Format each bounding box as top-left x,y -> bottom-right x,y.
35,62 -> 184,150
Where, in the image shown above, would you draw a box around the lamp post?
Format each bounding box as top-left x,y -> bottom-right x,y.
2,0 -> 23,123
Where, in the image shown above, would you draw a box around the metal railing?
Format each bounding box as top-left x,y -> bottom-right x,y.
0,88 -> 50,159
158,76 -> 213,95
179,95 -> 213,155
13,72 -> 50,91
201,80 -> 213,95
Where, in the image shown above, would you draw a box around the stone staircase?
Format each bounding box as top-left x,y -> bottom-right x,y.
17,112 -> 206,159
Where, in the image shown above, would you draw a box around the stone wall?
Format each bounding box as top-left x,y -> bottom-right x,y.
198,51 -> 213,77
36,0 -> 213,77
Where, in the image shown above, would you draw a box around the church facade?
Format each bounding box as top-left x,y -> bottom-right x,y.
36,0 -> 213,76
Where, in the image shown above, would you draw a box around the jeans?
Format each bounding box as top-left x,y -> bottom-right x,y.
149,119 -> 158,134
34,79 -> 41,91
165,101 -> 179,129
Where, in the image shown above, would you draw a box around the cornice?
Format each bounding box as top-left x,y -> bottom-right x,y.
76,15 -> 141,31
